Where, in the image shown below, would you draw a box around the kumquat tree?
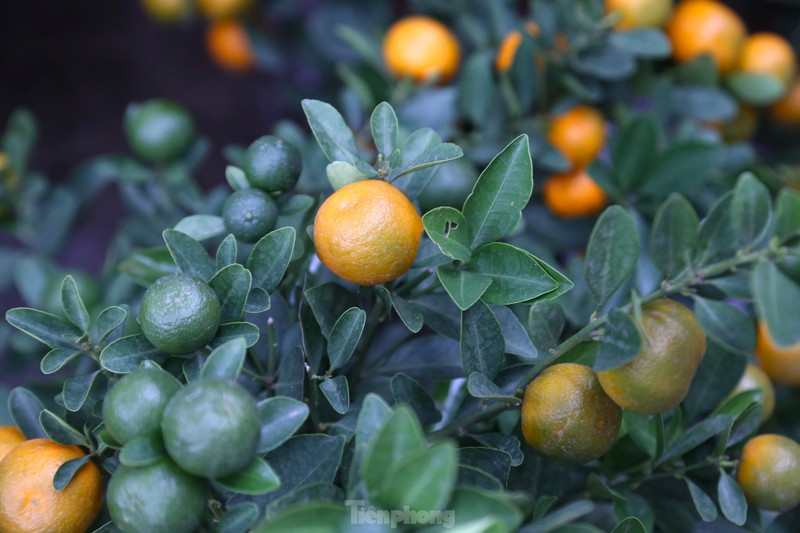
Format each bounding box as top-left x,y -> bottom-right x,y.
4,0 -> 800,532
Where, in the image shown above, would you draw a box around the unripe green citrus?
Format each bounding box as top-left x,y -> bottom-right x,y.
161,379 -> 260,479
222,188 -> 278,243
243,135 -> 302,194
124,100 -> 196,163
103,366 -> 182,444
138,273 -> 221,355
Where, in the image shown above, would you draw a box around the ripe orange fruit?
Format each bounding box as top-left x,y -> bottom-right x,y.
770,78 -> 800,126
726,363 -> 776,423
547,105 -> 606,170
206,21 -> 254,72
0,426 -> 24,462
521,363 -> 622,464
754,320 -> 800,385
598,299 -> 707,414
313,179 -> 423,286
666,0 -> 746,75
496,30 -> 525,73
605,0 -> 673,30
542,169 -> 607,218
383,16 -> 461,84
0,439 -> 102,533
738,32 -> 797,88
737,434 -> 800,511
196,0 -> 253,20
140,0 -> 192,23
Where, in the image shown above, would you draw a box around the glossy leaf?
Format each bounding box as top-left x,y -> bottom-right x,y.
438,266 -> 492,311
117,247 -> 179,286
467,372 -> 519,403
692,297 -> 755,355
54,456 -> 92,491
174,215 -> 226,241
119,432 -> 166,467
612,114 -> 658,191
594,309 -> 641,372
727,72 -> 785,105
302,99 -> 358,164
685,478 -> 718,522
90,306 -> 128,346
718,471 -> 747,526
40,410 -> 88,446
215,503 -> 261,533
328,307 -> 366,371
775,188 -> 800,242
650,194 -> 698,278
423,206 -> 472,262
461,300 -> 505,380
320,376 -> 350,414
8,387 -> 46,439
639,143 -> 723,198
655,415 -> 732,466
100,334 -> 164,373
462,135 -> 533,249
40,348 -> 82,375
60,276 -> 89,333
216,457 -> 281,495
467,243 -> 558,305
5,308 -> 83,350
256,396 -> 310,454
527,301 -> 565,351
264,434 -> 345,504
695,192 -> 736,266
730,172 -> 771,247
752,260 -> 800,346
200,337 -> 247,380
63,371 -> 100,412
392,372 -> 441,426
490,305 -> 537,360
391,293 -> 424,333
209,322 -> 260,348
584,206 -> 640,307
163,229 -> 215,281
247,227 -> 296,293
209,264 -> 252,323
377,441 -> 458,513
216,234 -> 238,270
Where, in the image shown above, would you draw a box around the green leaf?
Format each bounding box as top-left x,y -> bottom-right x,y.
163,229 -> 215,281
361,406 -> 426,499
527,301 -> 565,351
458,53 -> 496,125
216,457 -> 281,495
612,114 -> 659,191
319,376 -> 350,414
423,207 -> 472,262
200,337 -> 247,380
256,396 -> 310,454
5,308 -> 83,350
391,293 -> 424,333
525,500 -> 595,533
39,410 -> 88,446
461,300 -> 504,380
438,266 -> 492,311
584,206 -> 640,307
655,415 -> 732,466
574,43 -> 636,80
650,194 -> 699,278
683,342 -> 746,420
730,172 -> 771,247
254,503 -> 348,532
90,306 -> 128,346
449,487 -> 523,532
209,322 -> 260,349
695,192 -> 736,266
392,373 -> 441,426
775,188 -> 800,242
119,432 -> 166,467
468,243 -> 558,305
348,393 -> 393,492
623,411 -> 660,458
247,227 -> 296,293
394,143 -> 463,180
209,264 -> 252,323
717,471 -> 747,526
118,247 -> 179,286
370,101 -> 398,157
264,434 -> 345,504
670,86 -> 737,121
264,484 -> 344,520
639,143 -> 723,197
490,305 -> 537,360
611,517 -> 647,533
462,135 -> 533,249
245,287 -> 271,314
174,215 -> 226,241
40,348 -> 82,375
727,72 -> 786,105
216,234 -> 238,270
467,372 -> 519,403
594,309 -> 641,372
53,456 -> 92,492
63,371 -> 100,412
214,503 -> 261,533
685,478 -> 718,522
609,29 -> 671,58
100,334 -> 164,373
8,388 -> 46,439
377,441 -> 458,513
301,99 -> 358,164
303,282 -> 357,339
752,260 -> 800,346
60,276 -> 90,333
328,307 -> 366,371
226,165 -> 250,190
692,297 -> 755,355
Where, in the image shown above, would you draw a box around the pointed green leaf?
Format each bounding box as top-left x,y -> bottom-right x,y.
256,396 -> 310,454
612,114 -> 659,191
468,243 -> 557,305
527,301 -> 565,352
438,266 -> 491,311
209,322 -> 260,349
216,234 -> 238,270
752,260 -> 800,347
461,300 -> 504,380
90,306 -> 128,346
394,143 -> 463,180
54,456 -> 92,491
730,172 -> 771,247
247,227 -> 296,293
717,471 -> 747,526
39,410 -> 88,446
377,441 -> 458,513
174,214 -> 226,241
216,457 -> 281,495
775,188 -> 800,242
685,478 -> 718,522
60,275 -> 90,333
423,206 -> 472,262
392,373 -> 441,426
391,293 -> 424,333
695,192 -> 736,266
490,305 -> 537,360
692,297 -> 755,355
348,393 -> 393,492
328,307 -> 366,371
209,264 -> 252,323
585,206 -> 640,306
5,308 -> 82,350
200,337 -> 247,380
650,194 -> 699,278
594,309 -> 642,372
462,135 -> 533,249
319,376 -> 350,414
302,99 -> 358,164
655,415 -> 732,466
163,229 -> 215,281
370,101 -> 398,157
100,334 -> 165,373
119,432 -> 166,467
467,372 -> 519,403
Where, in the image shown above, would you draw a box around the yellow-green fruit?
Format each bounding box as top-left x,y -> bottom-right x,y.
521,363 -> 622,464
737,434 -> 800,511
725,363 -> 776,423
598,299 -> 707,414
